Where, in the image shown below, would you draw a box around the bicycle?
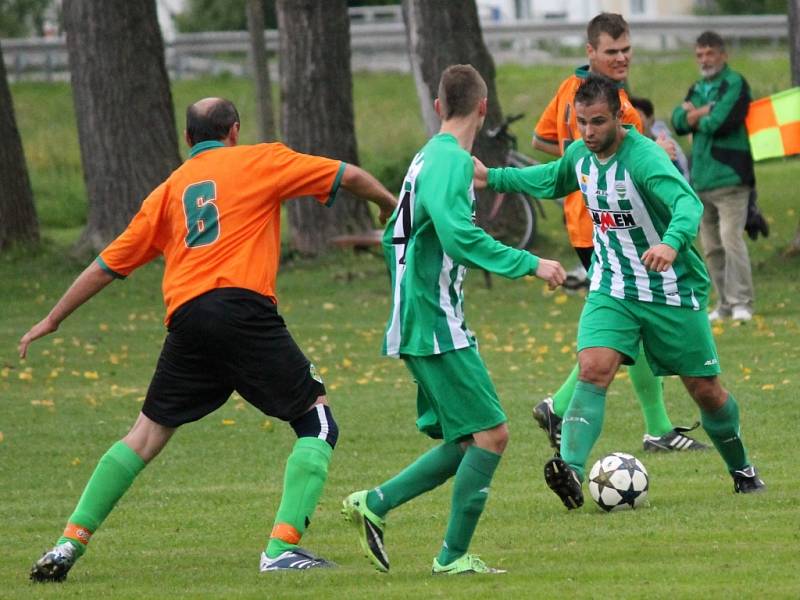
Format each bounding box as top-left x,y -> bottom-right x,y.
480,112 -> 546,249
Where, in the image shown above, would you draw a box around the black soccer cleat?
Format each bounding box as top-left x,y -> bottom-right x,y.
532,397 -> 563,451
732,465 -> 766,494
643,424 -> 709,452
30,542 -> 77,583
544,456 -> 584,510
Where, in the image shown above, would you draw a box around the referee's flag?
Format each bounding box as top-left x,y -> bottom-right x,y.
745,87 -> 800,161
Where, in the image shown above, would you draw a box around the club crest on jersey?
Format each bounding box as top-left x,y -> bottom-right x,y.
579,174 -> 589,193
589,209 -> 637,234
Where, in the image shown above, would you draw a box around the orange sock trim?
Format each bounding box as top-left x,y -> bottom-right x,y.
63,523 -> 93,546
270,523 -> 301,545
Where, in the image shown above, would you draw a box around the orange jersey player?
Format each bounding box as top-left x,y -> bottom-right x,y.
21,97 -> 397,581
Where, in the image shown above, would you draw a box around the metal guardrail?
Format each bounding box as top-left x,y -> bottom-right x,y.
1,15 -> 788,81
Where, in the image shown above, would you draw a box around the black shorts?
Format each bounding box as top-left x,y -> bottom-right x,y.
142,288 -> 326,428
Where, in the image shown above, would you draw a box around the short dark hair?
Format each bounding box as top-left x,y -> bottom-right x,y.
186,98 -> 240,145
437,64 -> 487,120
629,96 -> 654,119
575,74 -> 621,115
586,12 -> 629,48
696,30 -> 725,51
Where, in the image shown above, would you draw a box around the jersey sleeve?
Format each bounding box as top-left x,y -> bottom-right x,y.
266,143 -> 345,206
533,92 -> 560,146
426,154 -> 540,278
637,145 -> 703,252
487,142 -> 580,199
97,183 -> 168,278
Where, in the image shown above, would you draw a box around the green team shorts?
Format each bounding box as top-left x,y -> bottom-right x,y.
577,292 -> 721,377
403,346 -> 508,443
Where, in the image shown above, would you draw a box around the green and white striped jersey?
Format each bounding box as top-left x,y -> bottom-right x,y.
382,133 -> 540,358
488,126 -> 710,309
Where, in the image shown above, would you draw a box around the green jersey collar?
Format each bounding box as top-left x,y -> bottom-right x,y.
189,140 -> 225,158
590,125 -> 637,169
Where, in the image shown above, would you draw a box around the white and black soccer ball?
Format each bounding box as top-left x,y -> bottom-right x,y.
588,452 -> 649,512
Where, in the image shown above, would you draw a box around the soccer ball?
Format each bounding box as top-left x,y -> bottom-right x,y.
588,452 -> 649,512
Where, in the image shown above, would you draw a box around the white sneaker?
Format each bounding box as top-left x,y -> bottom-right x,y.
732,306 -> 753,321
708,309 -> 724,321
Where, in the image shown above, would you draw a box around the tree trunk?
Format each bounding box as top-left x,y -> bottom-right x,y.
402,0 -> 509,234
63,0 -> 180,255
788,0 -> 800,255
247,0 -> 276,141
0,44 -> 39,249
276,0 -> 374,256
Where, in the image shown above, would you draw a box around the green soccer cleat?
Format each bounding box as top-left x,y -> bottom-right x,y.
431,553 -> 506,575
341,490 -> 389,572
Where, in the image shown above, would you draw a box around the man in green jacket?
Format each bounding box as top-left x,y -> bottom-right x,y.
671,31 -> 755,322
474,74 -> 764,510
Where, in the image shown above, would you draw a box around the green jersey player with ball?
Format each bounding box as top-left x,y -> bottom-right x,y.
474,74 -> 764,510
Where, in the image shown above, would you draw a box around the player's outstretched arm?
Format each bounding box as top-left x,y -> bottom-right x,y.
19,261 -> 114,358
534,258 -> 567,290
340,164 -> 398,225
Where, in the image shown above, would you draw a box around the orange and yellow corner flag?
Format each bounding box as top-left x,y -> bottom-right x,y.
746,87 -> 800,161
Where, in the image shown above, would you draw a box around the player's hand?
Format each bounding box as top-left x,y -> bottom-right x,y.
535,259 -> 567,290
681,101 -> 695,111
472,157 -> 488,189
641,244 -> 677,272
378,196 -> 397,225
656,133 -> 677,161
18,316 -> 58,359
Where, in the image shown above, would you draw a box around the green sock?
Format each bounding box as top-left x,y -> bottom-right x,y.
700,393 -> 750,472
436,445 -> 501,566
551,363 -> 580,418
57,441 -> 146,557
628,354 -> 673,437
367,442 -> 464,518
266,437 -> 332,558
561,381 -> 606,481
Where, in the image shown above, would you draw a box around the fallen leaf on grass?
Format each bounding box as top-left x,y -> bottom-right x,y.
222,419 -> 236,426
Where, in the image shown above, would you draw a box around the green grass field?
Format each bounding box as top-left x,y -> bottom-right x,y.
2,56 -> 799,598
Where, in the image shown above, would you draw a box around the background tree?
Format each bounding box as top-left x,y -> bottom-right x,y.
63,0 -> 180,254
0,0 -> 51,37
402,0 -> 509,235
0,43 -> 39,249
694,0 -> 785,14
246,0 -> 276,141
276,0 -> 374,255
175,0 -> 276,32
788,0 -> 800,255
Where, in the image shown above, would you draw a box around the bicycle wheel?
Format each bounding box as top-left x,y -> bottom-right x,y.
482,191 -> 537,249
